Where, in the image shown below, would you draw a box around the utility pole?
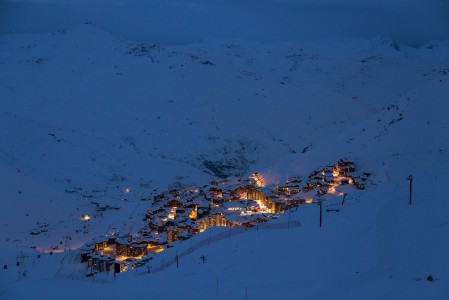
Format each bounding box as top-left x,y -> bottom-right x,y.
176,255 -> 179,269
341,193 -> 347,205
319,201 -> 323,227
407,175 -> 413,205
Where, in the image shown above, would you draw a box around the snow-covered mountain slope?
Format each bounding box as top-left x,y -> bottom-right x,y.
1,23 -> 448,299
2,170 -> 449,299
2,0 -> 449,46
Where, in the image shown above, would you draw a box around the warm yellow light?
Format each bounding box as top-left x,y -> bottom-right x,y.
80,214 -> 91,221
189,207 -> 197,219
103,246 -> 113,251
254,199 -> 272,214
332,166 -> 340,177
250,173 -> 267,187
328,187 -> 336,194
115,254 -> 142,261
305,199 -> 313,204
152,248 -> 165,254
115,256 -> 129,262
167,207 -> 176,220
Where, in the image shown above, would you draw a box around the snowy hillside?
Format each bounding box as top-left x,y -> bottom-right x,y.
1,4 -> 449,299
2,0 -> 449,45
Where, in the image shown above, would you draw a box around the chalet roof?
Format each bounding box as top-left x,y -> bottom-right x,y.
116,238 -> 130,245
92,237 -> 109,244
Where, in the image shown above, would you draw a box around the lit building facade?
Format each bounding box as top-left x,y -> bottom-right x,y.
197,213 -> 237,232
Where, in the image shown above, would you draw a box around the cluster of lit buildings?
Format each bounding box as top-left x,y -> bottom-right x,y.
80,235 -> 164,273
80,160 -> 369,275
